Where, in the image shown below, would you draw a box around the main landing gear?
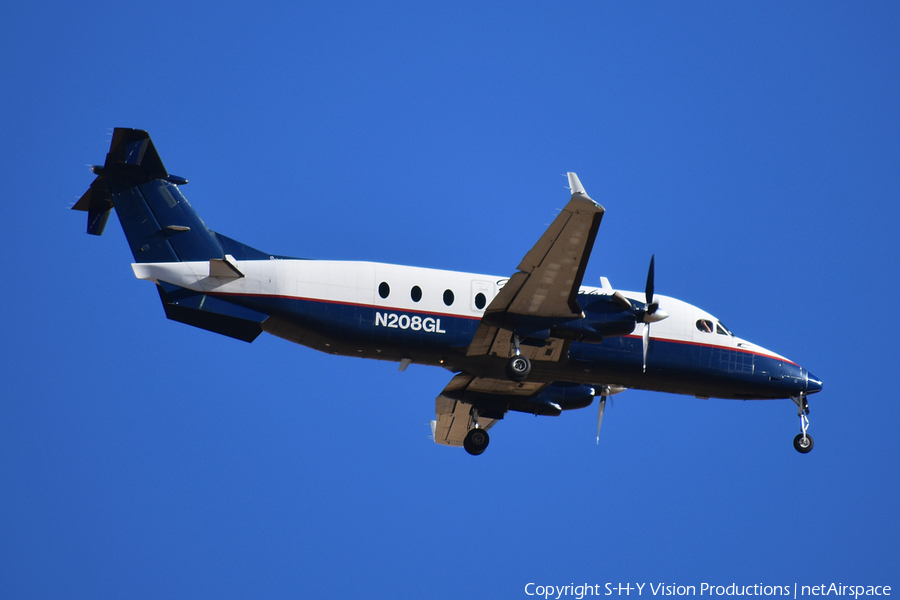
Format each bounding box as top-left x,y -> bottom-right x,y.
506,355 -> 531,381
505,335 -> 531,382
792,392 -> 813,454
464,408 -> 490,456
464,428 -> 490,456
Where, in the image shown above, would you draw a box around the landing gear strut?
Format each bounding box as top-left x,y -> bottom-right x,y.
791,392 -> 813,454
505,335 -> 531,382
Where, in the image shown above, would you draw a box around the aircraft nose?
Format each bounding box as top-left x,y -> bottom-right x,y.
806,370 -> 823,394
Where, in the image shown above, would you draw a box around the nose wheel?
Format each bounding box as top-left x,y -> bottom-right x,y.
793,432 -> 813,453
791,392 -> 814,454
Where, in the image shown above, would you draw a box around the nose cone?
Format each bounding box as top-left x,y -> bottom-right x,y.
806,371 -> 823,394
780,362 -> 823,396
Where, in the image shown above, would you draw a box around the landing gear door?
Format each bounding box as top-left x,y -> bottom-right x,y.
470,280 -> 495,314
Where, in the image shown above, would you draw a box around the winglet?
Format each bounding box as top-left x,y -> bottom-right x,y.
567,172 -> 591,199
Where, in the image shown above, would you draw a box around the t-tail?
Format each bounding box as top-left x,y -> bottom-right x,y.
73,127 -> 269,263
73,128 -> 271,341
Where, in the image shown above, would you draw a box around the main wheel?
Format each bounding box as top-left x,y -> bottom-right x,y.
463,428 -> 490,456
505,355 -> 531,381
793,433 -> 814,454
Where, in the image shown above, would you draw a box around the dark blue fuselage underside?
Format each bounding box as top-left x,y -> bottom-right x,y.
204,291 -> 814,401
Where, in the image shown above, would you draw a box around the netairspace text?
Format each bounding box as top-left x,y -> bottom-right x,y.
524,583 -> 892,600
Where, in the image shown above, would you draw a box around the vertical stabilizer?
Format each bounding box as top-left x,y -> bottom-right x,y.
73,128 -> 237,263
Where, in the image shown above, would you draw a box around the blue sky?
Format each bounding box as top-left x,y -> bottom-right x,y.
1,1 -> 898,598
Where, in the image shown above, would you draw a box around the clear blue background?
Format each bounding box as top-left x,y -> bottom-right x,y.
1,2 -> 897,598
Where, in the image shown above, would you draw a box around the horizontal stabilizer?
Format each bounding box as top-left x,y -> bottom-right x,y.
72,177 -> 113,235
72,128 -> 187,237
92,128 -> 168,182
73,129 -> 274,268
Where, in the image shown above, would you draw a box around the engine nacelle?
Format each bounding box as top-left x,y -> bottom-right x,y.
449,383 -> 597,418
545,294 -> 641,342
549,311 -> 636,343
508,383 -> 596,416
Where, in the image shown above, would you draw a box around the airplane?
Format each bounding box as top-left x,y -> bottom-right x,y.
73,128 -> 822,456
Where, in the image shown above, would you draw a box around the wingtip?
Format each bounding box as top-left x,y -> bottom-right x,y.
567,172 -> 586,195
567,172 -> 600,206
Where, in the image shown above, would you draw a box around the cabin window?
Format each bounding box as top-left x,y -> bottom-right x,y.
443,289 -> 454,306
475,292 -> 486,310
696,319 -> 713,333
378,282 -> 390,299
411,286 -> 422,302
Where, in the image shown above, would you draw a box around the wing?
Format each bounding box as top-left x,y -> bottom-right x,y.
431,374 -> 550,447
433,174 -> 604,448
466,173 -> 605,360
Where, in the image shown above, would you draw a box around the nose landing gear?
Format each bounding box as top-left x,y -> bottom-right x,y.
791,392 -> 813,454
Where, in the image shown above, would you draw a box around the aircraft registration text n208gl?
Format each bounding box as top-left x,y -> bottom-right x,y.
73,128 -> 823,455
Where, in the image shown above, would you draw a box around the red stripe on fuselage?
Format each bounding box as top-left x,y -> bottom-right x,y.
208,291 -> 795,364
624,334 -> 797,365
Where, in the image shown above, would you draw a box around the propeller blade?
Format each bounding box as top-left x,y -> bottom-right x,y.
645,255 -> 655,307
642,322 -> 650,372
596,394 -> 607,444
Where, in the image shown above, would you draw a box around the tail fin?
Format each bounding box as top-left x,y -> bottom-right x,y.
73,128 -> 267,263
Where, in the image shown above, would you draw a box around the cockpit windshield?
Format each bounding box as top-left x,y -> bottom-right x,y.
696,319 -> 734,336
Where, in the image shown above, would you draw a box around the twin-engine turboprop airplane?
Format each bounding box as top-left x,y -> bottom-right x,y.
74,128 -> 822,455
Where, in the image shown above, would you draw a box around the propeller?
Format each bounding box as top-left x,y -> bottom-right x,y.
645,255 -> 657,314
596,390 -> 607,444
639,255 -> 668,372
592,259 -> 667,443
642,321 -> 651,373
595,384 -> 626,442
